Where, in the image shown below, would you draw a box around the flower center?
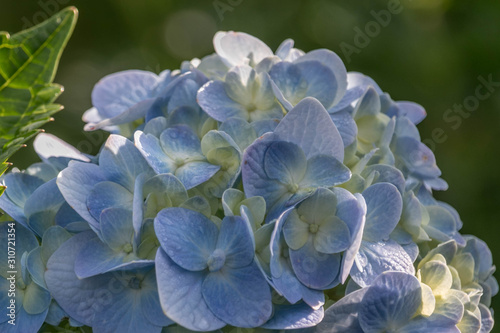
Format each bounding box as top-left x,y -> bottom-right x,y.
287,183 -> 299,193
207,249 -> 226,272
123,243 -> 133,254
309,223 -> 319,234
128,277 -> 141,290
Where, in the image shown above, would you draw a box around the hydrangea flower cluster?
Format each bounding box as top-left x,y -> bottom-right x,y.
0,31 -> 497,332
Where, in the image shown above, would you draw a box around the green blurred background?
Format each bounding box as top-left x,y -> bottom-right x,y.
2,0 -> 500,324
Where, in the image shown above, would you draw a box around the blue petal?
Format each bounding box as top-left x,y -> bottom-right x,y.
0,223 -> 38,277
213,31 -> 273,67
362,183 -> 402,242
159,125 -> 204,161
140,270 -> 174,327
99,134 -> 152,191
57,161 -> 106,231
276,38 -> 294,59
24,179 -> 64,236
294,49 -> 347,107
143,116 -> 167,137
353,86 -> 381,119
0,305 -> 48,333
134,131 -> 177,174
300,155 -> 351,188
361,164 -> 405,194
86,181 -> 133,222
175,162 -> 220,190
167,78 -> 202,112
269,61 -> 337,108
22,281 -> 51,314
33,133 -> 90,169
27,247 -> 46,289
264,141 -> 307,185
329,110 -> 358,147
216,216 -> 255,268
359,272 -> 422,332
154,208 -> 218,271
351,239 -> 415,288
198,80 -> 248,122
219,117 -> 258,151
262,302 -> 324,329
40,226 -> 72,265
202,262 -> 272,327
274,97 -> 344,161
395,101 -> 427,125
270,217 -> 325,308
289,237 -> 341,289
100,207 -> 134,251
316,288 -> 367,333
46,232 -> 162,331
243,139 -> 290,213
393,137 -> 441,179
91,70 -> 158,118
155,249 -> 225,331
330,189 -> 366,283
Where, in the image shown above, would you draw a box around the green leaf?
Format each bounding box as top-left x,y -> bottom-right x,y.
0,6 -> 78,193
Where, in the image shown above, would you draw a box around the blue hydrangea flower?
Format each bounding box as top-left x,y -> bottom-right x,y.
154,207 -> 272,330
267,187 -> 365,309
197,65 -> 283,122
0,223 -> 51,333
243,97 -> 350,220
349,182 -> 415,288
45,231 -> 172,332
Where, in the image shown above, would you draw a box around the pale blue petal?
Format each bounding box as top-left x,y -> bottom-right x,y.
45,231 -> 105,326
213,31 -> 273,67
359,272 -> 422,333
99,134 -> 152,191
216,216 -> 255,268
27,247 -> 46,289
197,80 -> 248,122
361,164 -> 405,194
91,70 -> 158,118
167,78 -> 202,112
86,181 -> 133,222
394,137 -> 441,179
0,306 -> 47,333
274,97 -> 344,161
154,208 -> 218,271
142,173 -> 188,207
270,217 -> 325,308
316,288 -> 367,333
0,223 -> 38,277
155,249 -> 225,331
143,116 -> 168,137
335,190 -> 366,283
57,162 -> 105,231
33,133 -> 90,170
22,281 -> 51,314
202,262 -> 272,327
261,302 -> 324,329
159,125 -> 204,160
289,237 -> 341,289
353,86 -> 381,119
24,178 -> 64,236
242,139 -> 290,214
175,162 -> 220,189
282,210 -> 310,250
134,131 -> 177,174
219,117 -> 258,151
398,315 -> 460,333
395,101 -> 427,125
100,207 -> 134,251
300,155 -> 351,188
264,141 -> 307,185
362,183 -> 402,242
140,271 -> 174,327
294,49 -> 347,106
329,110 -> 358,147
276,38 -> 294,59
351,240 -> 415,288
314,216 -> 351,254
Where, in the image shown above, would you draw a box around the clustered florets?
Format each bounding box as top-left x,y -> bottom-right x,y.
0,31 -> 496,333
